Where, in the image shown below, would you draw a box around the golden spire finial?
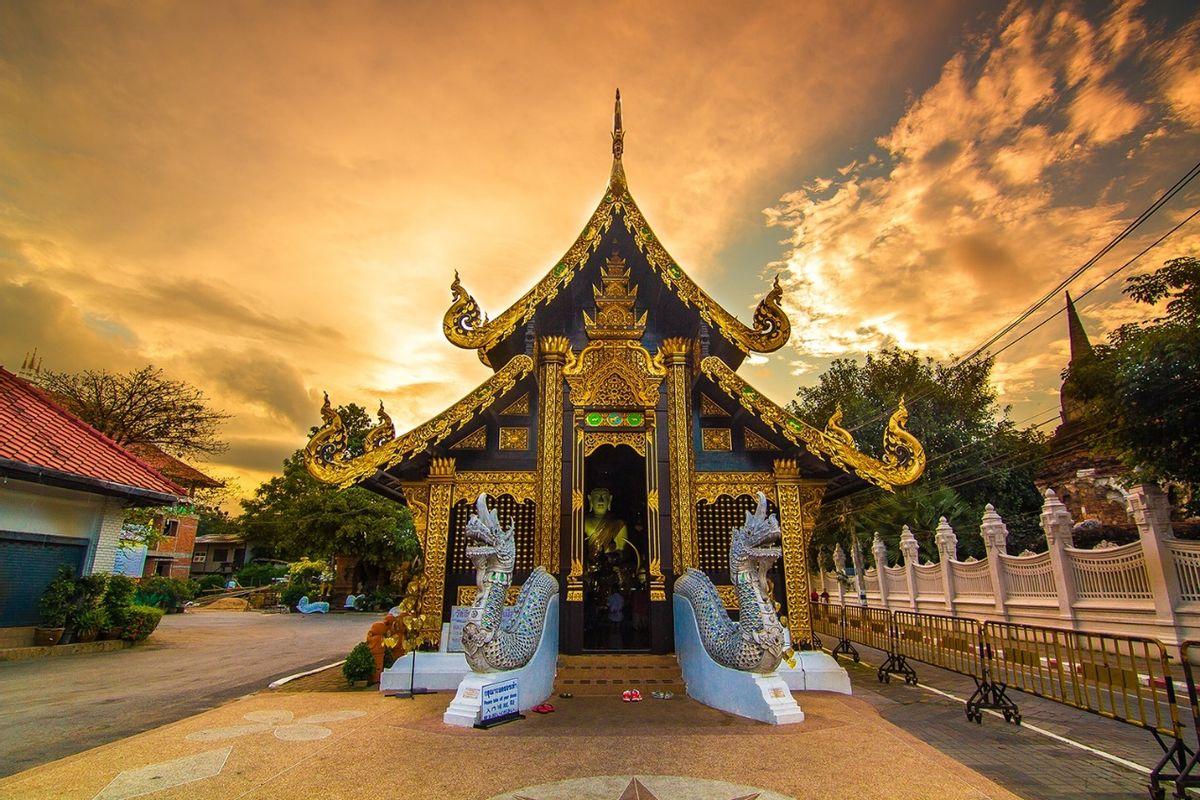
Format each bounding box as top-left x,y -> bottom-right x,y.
612,88 -> 624,161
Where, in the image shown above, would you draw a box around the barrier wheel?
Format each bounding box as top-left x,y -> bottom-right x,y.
880,673 -> 890,684
1148,783 -> 1165,800
1013,713 -> 1022,726
905,675 -> 918,686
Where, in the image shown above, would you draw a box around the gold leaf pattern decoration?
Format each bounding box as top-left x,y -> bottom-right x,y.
304,354 -> 535,488
701,428 -> 732,452
450,427 -> 487,450
743,428 -> 779,452
499,393 -> 530,416
441,157 -> 790,356
458,585 -> 523,606
700,355 -> 925,491
699,394 -> 729,417
498,427 -> 530,450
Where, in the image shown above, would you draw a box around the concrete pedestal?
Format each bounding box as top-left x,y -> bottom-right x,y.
379,652 -> 471,694
443,595 -> 558,727
673,595 -> 804,725
777,651 -> 852,694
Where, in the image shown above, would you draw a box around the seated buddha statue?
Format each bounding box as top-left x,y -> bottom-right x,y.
585,488 -> 640,568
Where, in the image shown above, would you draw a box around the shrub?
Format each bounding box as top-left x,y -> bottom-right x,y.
360,585 -> 402,612
135,576 -> 195,610
120,605 -> 165,642
73,607 -> 110,636
342,642 -> 375,684
102,575 -> 137,628
236,563 -> 288,587
280,580 -> 312,609
38,565 -> 76,628
195,573 -> 227,592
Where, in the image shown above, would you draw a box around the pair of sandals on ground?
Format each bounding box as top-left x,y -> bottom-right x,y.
532,687 -> 674,713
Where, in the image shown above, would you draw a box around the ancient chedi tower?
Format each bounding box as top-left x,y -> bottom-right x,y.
1035,292 -> 1133,538
305,92 -> 925,654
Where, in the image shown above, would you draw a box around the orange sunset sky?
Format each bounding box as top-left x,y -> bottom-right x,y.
2,1 -> 1199,495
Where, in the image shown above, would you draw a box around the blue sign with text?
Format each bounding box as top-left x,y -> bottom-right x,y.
479,677 -> 519,724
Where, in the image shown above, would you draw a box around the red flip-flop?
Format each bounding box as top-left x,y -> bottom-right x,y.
532,703 -> 555,714
629,689 -> 643,702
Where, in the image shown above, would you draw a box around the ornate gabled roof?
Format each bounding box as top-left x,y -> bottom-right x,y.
700,356 -> 925,492
442,91 -> 791,359
304,354 -> 533,488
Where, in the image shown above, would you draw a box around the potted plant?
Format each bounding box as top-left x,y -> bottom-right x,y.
72,607 -> 110,643
342,641 -> 374,688
35,566 -> 75,646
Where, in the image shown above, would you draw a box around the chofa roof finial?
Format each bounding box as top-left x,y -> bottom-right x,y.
612,88 -> 624,161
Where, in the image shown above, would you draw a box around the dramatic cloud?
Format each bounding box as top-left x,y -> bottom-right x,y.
1,0 -> 1197,494
768,1 -> 1200,423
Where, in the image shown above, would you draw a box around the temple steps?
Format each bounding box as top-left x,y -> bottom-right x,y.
554,654 -> 684,697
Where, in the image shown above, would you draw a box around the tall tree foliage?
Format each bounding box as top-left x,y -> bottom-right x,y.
34,365 -> 229,457
1068,257 -> 1200,513
792,348 -> 1046,564
240,404 -> 419,584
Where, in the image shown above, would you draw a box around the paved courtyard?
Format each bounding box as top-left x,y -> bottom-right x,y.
0,686 -> 1022,800
0,610 -> 367,777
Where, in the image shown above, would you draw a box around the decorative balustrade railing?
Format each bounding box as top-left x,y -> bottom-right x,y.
950,559 -> 993,597
1066,542 -> 1153,601
999,552 -> 1057,599
913,563 -> 942,596
1170,541 -> 1200,603
883,566 -> 909,598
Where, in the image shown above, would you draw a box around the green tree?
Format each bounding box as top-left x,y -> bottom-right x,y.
792,348 -> 1046,563
240,403 -> 419,587
1068,257 -> 1200,512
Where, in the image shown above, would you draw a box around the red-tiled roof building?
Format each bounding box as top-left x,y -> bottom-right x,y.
0,367 -> 186,628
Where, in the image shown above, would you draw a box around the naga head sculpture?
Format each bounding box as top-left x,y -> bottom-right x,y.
729,492 -> 783,590
464,493 -> 516,574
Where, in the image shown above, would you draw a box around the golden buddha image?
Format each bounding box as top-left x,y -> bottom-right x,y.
584,487 -> 640,568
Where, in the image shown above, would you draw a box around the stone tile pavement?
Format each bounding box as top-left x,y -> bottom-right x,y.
841,643 -> 1173,799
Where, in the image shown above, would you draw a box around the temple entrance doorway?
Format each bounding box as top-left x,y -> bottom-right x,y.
582,444 -> 650,651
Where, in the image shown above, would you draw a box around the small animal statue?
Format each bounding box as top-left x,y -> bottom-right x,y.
460,493 -> 558,672
296,595 -> 330,614
674,492 -> 788,673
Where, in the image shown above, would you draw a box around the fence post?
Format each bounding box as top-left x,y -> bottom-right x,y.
1041,489 -> 1077,627
850,535 -> 867,605
832,543 -> 847,605
935,516 -> 957,614
980,504 -> 1010,621
872,531 -> 890,610
899,524 -> 920,611
1127,484 -> 1182,642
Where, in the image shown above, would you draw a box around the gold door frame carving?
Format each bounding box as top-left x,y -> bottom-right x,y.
662,337 -> 697,574
536,336 -> 569,570
570,416 -> 665,602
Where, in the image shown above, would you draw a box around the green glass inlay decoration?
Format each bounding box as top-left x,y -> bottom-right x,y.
585,412 -> 603,427
606,412 -> 624,427
626,412 -> 644,426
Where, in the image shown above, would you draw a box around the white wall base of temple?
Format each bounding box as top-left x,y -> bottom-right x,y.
672,595 -> 805,725
777,651 -> 852,694
442,595 -> 559,727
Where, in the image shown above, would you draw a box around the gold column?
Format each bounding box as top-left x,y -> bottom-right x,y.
567,415 -> 585,602
644,422 -> 665,600
419,457 -> 456,646
536,336 -> 569,571
661,337 -> 697,573
774,458 -> 825,648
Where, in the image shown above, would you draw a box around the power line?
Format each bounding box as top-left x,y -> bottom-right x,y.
843,159 -> 1200,435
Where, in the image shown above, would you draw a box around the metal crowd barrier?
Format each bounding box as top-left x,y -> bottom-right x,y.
811,602 -> 1200,798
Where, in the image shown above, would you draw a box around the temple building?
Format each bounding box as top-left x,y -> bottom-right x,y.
305,93 -> 925,654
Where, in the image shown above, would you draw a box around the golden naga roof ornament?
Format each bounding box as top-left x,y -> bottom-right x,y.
441,91 -> 792,358
700,356 -> 925,491
304,354 -> 535,488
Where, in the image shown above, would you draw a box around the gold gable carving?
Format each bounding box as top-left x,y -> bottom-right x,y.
499,427 -> 530,450
450,427 -> 487,450
563,339 -> 665,409
701,428 -> 732,451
